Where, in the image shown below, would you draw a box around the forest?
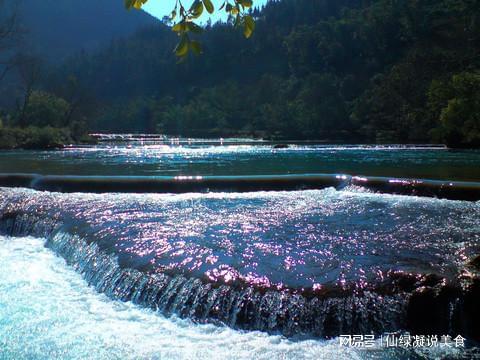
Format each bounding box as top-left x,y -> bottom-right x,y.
0,0 -> 479,148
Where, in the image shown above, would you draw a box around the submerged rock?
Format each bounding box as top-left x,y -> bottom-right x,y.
469,255 -> 480,270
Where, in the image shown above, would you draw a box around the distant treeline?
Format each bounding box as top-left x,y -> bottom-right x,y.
2,0 -> 480,148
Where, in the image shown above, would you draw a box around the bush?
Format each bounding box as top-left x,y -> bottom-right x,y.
430,72 -> 480,148
23,91 -> 71,128
0,126 -> 72,149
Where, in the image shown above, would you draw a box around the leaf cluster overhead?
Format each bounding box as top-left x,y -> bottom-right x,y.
125,0 -> 255,57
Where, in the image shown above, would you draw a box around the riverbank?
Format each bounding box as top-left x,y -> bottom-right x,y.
1,128 -> 478,150
0,126 -> 96,150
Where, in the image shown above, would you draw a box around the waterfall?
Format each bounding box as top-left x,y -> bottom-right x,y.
1,187 -> 479,340
0,207 -> 411,337
0,173 -> 479,200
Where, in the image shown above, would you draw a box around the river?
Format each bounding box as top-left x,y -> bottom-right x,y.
0,140 -> 479,359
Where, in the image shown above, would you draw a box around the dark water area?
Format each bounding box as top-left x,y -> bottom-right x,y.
0,145 -> 479,181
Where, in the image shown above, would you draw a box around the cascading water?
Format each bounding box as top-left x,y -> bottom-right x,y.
1,187 -> 479,341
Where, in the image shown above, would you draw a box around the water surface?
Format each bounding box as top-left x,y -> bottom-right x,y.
2,187 -> 478,291
1,142 -> 479,358
0,235 -> 467,360
1,145 -> 479,181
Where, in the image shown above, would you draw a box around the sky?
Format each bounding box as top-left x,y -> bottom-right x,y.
144,0 -> 268,23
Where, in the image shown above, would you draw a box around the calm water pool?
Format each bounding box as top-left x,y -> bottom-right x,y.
0,145 -> 479,180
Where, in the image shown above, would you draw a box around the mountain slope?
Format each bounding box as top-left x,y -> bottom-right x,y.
8,0 -> 480,146
18,0 -> 158,62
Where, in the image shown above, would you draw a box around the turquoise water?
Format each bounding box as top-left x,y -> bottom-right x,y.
0,236 -> 340,360
0,236 -> 467,360
1,142 -> 479,359
0,145 -> 479,180
2,187 -> 479,290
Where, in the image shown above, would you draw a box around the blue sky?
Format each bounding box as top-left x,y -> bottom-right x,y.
144,0 -> 268,23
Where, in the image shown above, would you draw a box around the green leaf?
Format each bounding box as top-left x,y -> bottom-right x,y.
190,1 -> 204,19
125,0 -> 146,10
203,0 -> 214,14
186,22 -> 203,34
172,22 -> 186,33
234,14 -> 241,27
175,35 -> 190,57
134,0 -> 145,9
125,0 -> 256,58
243,15 -> 255,38
190,41 -> 203,55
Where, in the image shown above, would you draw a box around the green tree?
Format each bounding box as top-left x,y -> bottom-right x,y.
29,0 -> 480,146
432,72 -> 480,147
21,91 -> 71,128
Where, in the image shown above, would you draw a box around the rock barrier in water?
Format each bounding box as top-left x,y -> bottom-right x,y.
0,173 -> 480,200
0,207 -> 479,340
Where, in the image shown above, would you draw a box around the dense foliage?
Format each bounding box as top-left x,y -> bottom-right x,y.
2,0 -> 480,147
0,124 -> 73,149
0,89 -> 94,149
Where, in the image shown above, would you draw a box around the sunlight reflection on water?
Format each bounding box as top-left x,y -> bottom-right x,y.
2,187 -> 479,291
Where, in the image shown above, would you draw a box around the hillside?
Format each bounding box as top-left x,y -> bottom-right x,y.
3,0 -> 480,148
18,0 -> 158,62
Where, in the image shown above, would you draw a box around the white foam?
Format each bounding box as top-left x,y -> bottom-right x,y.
0,235 -> 365,360
0,235 -> 470,359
